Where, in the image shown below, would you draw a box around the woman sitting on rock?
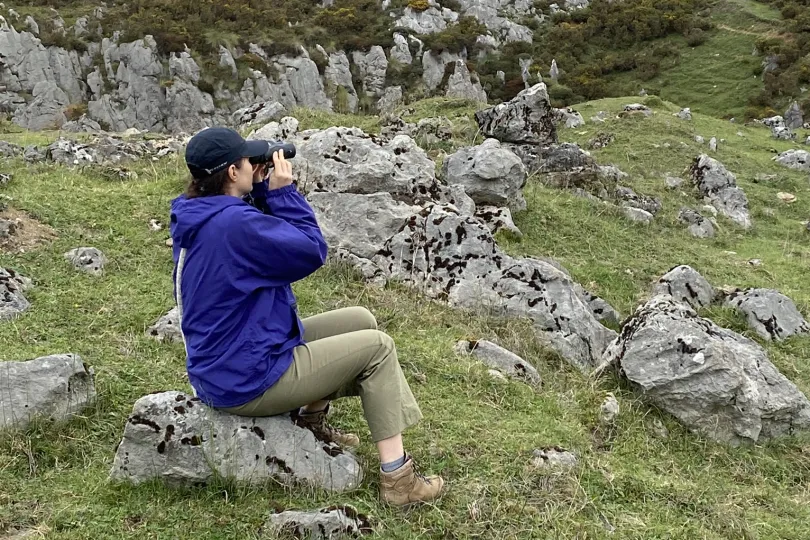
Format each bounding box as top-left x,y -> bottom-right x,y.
169,127 -> 444,507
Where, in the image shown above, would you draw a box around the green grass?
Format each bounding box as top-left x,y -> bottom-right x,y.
2,97 -> 810,538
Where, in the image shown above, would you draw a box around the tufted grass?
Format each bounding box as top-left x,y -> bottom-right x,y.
1,95 -> 810,539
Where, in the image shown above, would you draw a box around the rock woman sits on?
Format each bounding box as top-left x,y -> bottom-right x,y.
169,127 -> 444,507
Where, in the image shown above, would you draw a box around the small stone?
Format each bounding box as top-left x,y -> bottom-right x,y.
488,369 -> 506,380
454,340 -> 541,386
676,108 -> 692,120
599,394 -> 619,426
748,259 -> 763,267
665,177 -> 684,189
165,238 -> 174,247
623,207 -> 653,224
709,137 -> 718,151
531,448 -> 578,469
778,192 -> 797,203
147,307 -> 182,343
648,418 -> 669,439
702,205 -> 718,217
263,506 -> 372,539
149,219 -> 163,231
0,173 -> 11,185
695,135 -> 705,144
64,247 -> 106,276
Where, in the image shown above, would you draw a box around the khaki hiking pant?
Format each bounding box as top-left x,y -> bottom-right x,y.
221,307 -> 423,442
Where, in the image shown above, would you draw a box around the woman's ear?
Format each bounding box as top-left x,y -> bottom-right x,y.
227,163 -> 238,183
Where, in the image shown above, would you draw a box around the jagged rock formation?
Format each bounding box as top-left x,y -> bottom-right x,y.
1,267 -> 32,320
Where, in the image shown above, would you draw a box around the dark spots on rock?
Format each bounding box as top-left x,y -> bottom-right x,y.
174,394 -> 186,402
323,444 -> 343,457
685,282 -> 698,299
181,435 -> 202,446
255,454 -> 260,461
676,338 -> 700,355
251,426 -> 265,440
186,401 -> 194,408
266,456 -> 293,474
164,425 -> 175,442
455,224 -> 467,245
550,303 -> 558,313
129,415 -> 160,433
157,441 -> 166,454
528,297 -> 541,307
173,406 -> 186,414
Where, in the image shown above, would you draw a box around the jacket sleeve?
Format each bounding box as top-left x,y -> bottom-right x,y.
226,185 -> 328,285
243,180 -> 272,215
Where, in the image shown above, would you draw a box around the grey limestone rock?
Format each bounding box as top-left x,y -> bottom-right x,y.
109,391 -> 363,492
652,265 -> 715,310
64,247 -> 106,276
454,339 -> 541,386
475,83 -> 557,145
147,307 -> 183,344
263,506 -> 372,539
0,267 -> 31,321
724,288 -> 809,342
690,155 -> 752,229
1,354 -> 96,430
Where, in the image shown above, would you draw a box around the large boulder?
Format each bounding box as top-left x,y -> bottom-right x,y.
109,391 -> 363,492
723,289 -> 810,342
599,295 -> 810,445
652,265 -> 715,310
232,101 -> 285,130
310,193 -> 615,371
252,125 -> 440,205
690,155 -> 752,229
441,138 -> 527,211
1,354 -> 96,430
1,267 -> 31,320
774,149 -> 810,172
147,307 -> 183,343
474,83 -> 557,145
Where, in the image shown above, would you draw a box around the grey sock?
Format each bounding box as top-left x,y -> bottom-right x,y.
381,454 -> 407,473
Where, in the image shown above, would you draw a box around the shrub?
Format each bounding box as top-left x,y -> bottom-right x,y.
407,0 -> 430,11
64,103 -> 88,121
685,28 -> 708,47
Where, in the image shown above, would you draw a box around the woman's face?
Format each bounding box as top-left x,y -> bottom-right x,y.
228,158 -> 253,196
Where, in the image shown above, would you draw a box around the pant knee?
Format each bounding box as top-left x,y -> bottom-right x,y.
356,307 -> 378,330
374,330 -> 396,358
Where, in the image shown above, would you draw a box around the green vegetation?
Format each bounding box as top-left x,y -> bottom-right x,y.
2,95 -> 810,538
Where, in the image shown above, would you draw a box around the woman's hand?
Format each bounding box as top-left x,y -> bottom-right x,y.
268,150 -> 293,190
252,163 -> 268,184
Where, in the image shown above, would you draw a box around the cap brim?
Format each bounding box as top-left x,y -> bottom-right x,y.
241,139 -> 270,159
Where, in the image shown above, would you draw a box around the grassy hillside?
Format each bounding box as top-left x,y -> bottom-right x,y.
1,96 -> 810,539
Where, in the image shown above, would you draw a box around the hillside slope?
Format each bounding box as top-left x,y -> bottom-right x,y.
1,93 -> 810,538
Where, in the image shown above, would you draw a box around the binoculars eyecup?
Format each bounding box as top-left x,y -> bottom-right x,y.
249,142 -> 296,167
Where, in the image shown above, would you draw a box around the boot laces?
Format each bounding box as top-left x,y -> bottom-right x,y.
411,460 -> 433,485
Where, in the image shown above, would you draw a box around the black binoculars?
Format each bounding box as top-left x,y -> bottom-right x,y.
249,142 -> 296,167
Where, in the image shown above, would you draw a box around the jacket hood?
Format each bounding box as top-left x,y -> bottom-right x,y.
170,194 -> 245,248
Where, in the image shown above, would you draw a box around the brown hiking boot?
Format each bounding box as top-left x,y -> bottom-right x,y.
380,455 -> 445,507
293,405 -> 360,448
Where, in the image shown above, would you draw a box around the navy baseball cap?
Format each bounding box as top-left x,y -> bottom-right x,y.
185,127 -> 269,178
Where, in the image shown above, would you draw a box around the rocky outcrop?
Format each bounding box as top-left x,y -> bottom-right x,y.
263,506 -> 372,539
651,265 -> 715,310
45,134 -> 185,167
475,83 -> 557,145
690,155 -> 752,230
445,60 -> 487,102
1,354 -> 96,430
441,138 -> 527,211
352,46 -> 388,98
165,52 -> 216,133
395,4 -> 459,34
110,391 -> 363,491
324,51 -> 358,113
600,295 -> 810,445
723,289 -> 809,342
454,339 -> 541,386
422,50 -> 460,92
1,267 -> 32,320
